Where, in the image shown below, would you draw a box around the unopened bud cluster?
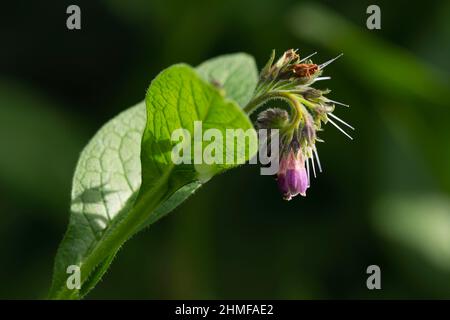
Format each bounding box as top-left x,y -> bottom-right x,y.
247,49 -> 353,200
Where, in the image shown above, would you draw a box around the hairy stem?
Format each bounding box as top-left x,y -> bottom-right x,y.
244,91 -> 304,132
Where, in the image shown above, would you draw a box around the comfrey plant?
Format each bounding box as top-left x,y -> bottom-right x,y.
49,49 -> 351,299
248,49 -> 354,200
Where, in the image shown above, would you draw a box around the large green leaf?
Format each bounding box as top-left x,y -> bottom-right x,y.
196,52 -> 258,107
49,54 -> 258,299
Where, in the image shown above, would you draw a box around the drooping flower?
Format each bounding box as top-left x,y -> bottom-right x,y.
277,148 -> 309,200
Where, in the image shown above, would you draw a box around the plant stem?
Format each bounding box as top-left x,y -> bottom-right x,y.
244,91 -> 304,131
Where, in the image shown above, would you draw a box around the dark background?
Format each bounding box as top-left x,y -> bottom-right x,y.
1,0 -> 450,299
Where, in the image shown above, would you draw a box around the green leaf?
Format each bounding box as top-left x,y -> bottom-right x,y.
196,52 -> 258,107
48,102 -> 145,300
49,54 -> 257,299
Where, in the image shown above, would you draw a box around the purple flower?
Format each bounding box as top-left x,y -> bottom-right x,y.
277,150 -> 309,200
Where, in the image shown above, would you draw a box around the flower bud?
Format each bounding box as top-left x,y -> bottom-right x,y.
260,49 -> 300,80
273,49 -> 299,71
301,122 -> 316,146
256,108 -> 289,130
303,88 -> 323,100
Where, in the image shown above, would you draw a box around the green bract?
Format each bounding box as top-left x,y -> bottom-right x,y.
49,54 -> 258,299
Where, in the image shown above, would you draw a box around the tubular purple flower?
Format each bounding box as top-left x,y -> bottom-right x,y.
277,149 -> 309,200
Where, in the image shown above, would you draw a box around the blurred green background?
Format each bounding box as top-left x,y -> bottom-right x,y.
1,0 -> 450,299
